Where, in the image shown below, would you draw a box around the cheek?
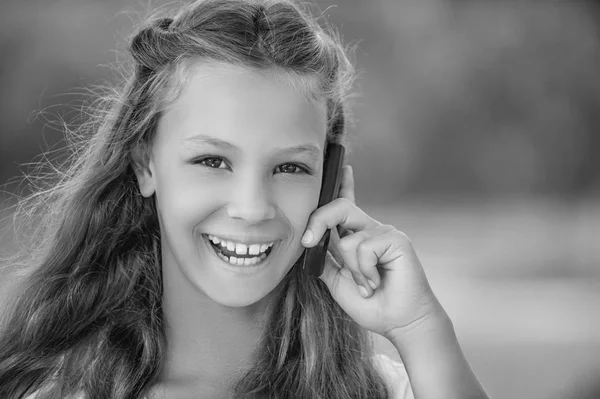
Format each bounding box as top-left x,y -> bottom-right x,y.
153,167 -> 221,229
275,182 -> 320,235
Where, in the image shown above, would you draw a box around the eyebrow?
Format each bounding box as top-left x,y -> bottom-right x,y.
183,134 -> 322,161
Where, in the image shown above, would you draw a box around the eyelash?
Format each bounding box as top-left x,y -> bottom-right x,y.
192,156 -> 312,175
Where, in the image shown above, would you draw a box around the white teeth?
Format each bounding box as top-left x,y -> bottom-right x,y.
249,244 -> 261,255
243,257 -> 254,266
214,251 -> 268,266
208,235 -> 272,267
207,235 -> 274,255
235,243 -> 248,255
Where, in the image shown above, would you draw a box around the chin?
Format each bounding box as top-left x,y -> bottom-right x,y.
205,286 -> 274,309
201,266 -> 292,310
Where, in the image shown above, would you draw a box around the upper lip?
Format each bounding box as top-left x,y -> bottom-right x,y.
203,233 -> 280,245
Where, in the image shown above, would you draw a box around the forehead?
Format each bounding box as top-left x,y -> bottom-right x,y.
157,60 -> 328,151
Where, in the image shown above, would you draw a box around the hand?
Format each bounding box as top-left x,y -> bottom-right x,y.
301,165 -> 444,341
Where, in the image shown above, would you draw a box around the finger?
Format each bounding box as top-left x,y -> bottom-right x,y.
338,230 -> 383,291
319,251 -> 358,296
301,198 -> 380,248
338,165 -> 355,204
357,229 -> 414,278
327,222 -> 362,263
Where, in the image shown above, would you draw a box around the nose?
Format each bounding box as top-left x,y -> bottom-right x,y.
226,174 -> 276,224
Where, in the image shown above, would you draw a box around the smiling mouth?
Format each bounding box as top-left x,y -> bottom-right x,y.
202,235 -> 275,266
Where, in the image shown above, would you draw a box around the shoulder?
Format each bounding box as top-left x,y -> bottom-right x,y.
372,353 -> 415,399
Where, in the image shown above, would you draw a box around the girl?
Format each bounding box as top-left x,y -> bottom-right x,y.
0,0 -> 488,398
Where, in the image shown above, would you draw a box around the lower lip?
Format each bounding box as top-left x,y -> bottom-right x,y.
202,235 -> 277,275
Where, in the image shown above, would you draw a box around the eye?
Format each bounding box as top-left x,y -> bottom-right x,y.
193,156 -> 229,170
275,163 -> 311,175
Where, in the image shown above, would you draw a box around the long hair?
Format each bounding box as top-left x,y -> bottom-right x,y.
0,0 -> 390,397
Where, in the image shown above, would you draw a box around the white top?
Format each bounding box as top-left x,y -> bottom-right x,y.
373,353 -> 415,399
25,354 -> 414,398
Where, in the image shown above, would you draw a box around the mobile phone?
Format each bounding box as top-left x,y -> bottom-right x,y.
302,110 -> 346,277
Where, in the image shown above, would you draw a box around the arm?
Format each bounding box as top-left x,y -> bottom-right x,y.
300,166 -> 489,398
387,302 -> 489,399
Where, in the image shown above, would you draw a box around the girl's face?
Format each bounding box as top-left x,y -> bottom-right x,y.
136,61 -> 327,307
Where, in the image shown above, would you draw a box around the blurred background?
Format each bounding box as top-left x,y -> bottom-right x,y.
1,0 -> 599,397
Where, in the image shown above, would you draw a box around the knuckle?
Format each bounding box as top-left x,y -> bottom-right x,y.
343,231 -> 370,251
356,239 -> 371,255
338,197 -> 352,206
357,260 -> 373,275
379,224 -> 396,233
335,197 -> 353,209
392,230 -> 415,252
338,236 -> 355,252
393,229 -> 410,242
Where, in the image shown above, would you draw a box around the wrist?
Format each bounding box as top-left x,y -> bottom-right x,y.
385,300 -> 454,350
385,302 -> 489,399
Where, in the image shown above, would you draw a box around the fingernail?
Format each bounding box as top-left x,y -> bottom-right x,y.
367,279 -> 377,290
358,285 -> 369,298
301,230 -> 313,244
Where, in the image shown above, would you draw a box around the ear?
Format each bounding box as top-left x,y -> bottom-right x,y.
131,142 -> 156,197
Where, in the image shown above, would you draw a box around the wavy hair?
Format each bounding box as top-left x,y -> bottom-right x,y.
0,0 -> 389,397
